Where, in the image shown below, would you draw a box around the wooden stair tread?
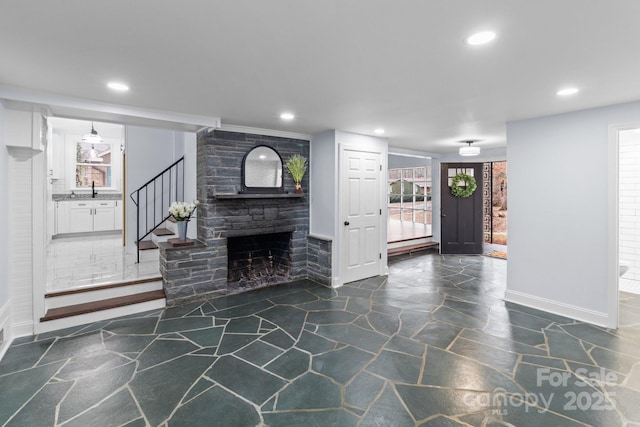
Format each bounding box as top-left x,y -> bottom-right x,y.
138,240 -> 158,250
388,242 -> 439,256
153,228 -> 174,236
41,290 -> 165,322
388,236 -> 433,244
45,276 -> 162,298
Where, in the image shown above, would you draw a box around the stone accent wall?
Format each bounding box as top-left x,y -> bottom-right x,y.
307,235 -> 332,287
159,129 -> 331,306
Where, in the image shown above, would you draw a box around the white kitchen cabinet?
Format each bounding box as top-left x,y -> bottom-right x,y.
5,108 -> 46,151
47,134 -> 66,179
93,200 -> 116,231
114,200 -> 123,230
55,202 -> 69,234
68,201 -> 94,233
55,200 -> 122,234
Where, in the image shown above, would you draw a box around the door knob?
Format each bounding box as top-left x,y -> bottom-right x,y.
344,221 -> 350,226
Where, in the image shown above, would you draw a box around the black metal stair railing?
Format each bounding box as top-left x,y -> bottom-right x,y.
130,157 -> 185,262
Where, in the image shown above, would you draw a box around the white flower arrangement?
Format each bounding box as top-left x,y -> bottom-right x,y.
168,200 -> 199,221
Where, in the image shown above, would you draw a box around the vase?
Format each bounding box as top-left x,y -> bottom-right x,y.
176,221 -> 188,241
295,182 -> 303,194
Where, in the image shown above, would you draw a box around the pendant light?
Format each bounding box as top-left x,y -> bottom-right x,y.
82,122 -> 103,144
82,122 -> 104,162
459,140 -> 480,156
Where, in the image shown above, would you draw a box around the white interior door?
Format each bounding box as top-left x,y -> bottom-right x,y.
341,148 -> 382,284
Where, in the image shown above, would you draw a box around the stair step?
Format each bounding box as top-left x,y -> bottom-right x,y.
41,290 -> 166,322
388,241 -> 439,257
138,240 -> 158,250
153,228 -> 174,236
45,277 -> 162,298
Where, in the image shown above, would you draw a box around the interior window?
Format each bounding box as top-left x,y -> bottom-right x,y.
75,141 -> 112,188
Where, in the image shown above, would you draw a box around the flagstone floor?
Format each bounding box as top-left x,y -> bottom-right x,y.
2,253 -> 640,426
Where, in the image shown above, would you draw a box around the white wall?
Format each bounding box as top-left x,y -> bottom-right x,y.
5,108 -> 41,337
0,103 -> 9,306
310,130 -> 337,239
125,126 -> 196,250
506,100 -> 640,326
182,132 -> 197,239
619,129 -> 640,279
0,101 -> 11,352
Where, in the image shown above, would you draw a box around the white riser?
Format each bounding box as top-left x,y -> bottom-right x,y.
36,299 -> 166,335
166,220 -> 177,234
45,280 -> 163,310
151,233 -> 174,245
388,237 -> 433,250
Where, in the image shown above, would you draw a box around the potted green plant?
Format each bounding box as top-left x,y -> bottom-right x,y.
285,154 -> 308,194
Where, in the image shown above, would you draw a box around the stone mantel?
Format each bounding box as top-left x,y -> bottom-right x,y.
214,193 -> 305,200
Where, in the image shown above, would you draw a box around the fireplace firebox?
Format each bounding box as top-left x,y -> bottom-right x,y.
227,232 -> 292,290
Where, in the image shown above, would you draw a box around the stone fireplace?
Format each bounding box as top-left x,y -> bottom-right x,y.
159,129 -> 332,305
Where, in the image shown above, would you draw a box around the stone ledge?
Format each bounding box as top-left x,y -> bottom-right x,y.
223,226 -> 296,237
158,240 -> 207,252
215,193 -> 305,199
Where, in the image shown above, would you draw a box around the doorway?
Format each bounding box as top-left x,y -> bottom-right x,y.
483,161 -> 508,258
618,128 -> 640,296
45,118 -> 141,292
340,147 -> 384,284
440,163 -> 483,254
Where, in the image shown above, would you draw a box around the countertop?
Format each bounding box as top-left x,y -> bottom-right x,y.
53,193 -> 123,201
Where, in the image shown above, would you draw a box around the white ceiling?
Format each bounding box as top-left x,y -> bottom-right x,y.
1,1 -> 640,154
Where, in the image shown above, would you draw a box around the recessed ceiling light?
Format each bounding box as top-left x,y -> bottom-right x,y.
107,82 -> 129,92
557,87 -> 579,96
466,31 -> 496,46
374,128 -> 385,134
280,112 -> 295,120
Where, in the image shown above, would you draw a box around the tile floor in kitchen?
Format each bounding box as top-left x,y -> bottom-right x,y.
46,233 -> 160,292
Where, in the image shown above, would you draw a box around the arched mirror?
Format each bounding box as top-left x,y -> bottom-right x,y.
241,145 -> 285,193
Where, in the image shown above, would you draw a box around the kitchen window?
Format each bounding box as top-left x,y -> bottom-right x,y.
75,141 -> 113,188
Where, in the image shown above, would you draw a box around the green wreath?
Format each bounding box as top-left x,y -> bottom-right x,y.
450,173 -> 477,198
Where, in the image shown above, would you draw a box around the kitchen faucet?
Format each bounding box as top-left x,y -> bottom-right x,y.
92,181 -> 97,198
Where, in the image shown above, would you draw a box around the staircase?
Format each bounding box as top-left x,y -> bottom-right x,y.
39,278 -> 166,333
37,160 -> 187,333
130,157 -> 185,261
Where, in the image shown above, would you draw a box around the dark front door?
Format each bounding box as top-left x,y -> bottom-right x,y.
441,163 -> 483,254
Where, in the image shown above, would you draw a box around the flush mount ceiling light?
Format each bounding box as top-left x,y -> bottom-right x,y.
466,31 -> 496,46
374,128 -> 385,134
81,122 -> 103,144
107,81 -> 129,92
557,87 -> 579,96
280,112 -> 295,120
459,140 -> 481,156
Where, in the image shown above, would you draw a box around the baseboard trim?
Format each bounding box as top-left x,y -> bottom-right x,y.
12,320 -> 34,339
504,289 -> 609,327
0,300 -> 11,361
